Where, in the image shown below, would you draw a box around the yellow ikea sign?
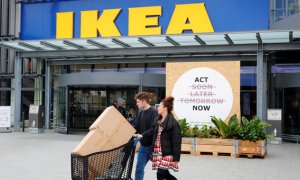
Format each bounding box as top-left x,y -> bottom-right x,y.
56,3 -> 214,39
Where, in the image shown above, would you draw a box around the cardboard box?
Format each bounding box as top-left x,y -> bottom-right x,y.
73,106 -> 136,156
72,106 -> 136,179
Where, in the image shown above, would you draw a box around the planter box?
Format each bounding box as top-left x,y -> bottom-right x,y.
195,138 -> 236,157
237,140 -> 267,158
181,137 -> 195,155
180,138 -> 268,159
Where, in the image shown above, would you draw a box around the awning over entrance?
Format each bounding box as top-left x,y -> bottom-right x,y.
3,30 -> 300,132
1,30 -> 300,61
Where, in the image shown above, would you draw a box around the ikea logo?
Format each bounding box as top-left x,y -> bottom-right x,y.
56,3 -> 214,39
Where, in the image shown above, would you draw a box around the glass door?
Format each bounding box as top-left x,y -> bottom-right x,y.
67,86 -> 139,131
283,87 -> 300,135
69,87 -> 108,130
108,86 -> 138,110
56,86 -> 67,133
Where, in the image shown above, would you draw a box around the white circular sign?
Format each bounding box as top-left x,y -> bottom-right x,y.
172,67 -> 233,127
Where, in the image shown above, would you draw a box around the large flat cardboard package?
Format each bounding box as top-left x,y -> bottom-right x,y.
72,106 -> 136,156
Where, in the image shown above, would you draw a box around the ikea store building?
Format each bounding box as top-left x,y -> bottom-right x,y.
0,0 -> 300,141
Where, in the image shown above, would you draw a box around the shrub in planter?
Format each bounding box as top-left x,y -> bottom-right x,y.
178,118 -> 194,137
238,116 -> 271,142
236,116 -> 271,157
192,116 -> 237,156
194,125 -> 218,138
211,114 -> 240,139
178,119 -> 195,154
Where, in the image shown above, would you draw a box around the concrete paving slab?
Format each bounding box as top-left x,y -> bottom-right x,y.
0,131 -> 299,180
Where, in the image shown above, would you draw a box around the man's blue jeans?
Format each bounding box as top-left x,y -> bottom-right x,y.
135,144 -> 152,180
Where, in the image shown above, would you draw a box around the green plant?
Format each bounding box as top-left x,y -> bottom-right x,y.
211,114 -> 240,139
195,125 -> 217,138
238,116 -> 271,141
178,118 -> 193,137
192,125 -> 200,137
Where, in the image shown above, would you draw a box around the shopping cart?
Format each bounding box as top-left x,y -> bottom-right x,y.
71,139 -> 136,180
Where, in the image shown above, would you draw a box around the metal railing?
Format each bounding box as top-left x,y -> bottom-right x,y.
282,134 -> 300,144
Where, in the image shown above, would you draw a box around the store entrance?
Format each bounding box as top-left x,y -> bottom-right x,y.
68,86 -> 138,130
283,88 -> 300,135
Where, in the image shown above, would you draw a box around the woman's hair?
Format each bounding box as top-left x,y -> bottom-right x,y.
161,96 -> 174,113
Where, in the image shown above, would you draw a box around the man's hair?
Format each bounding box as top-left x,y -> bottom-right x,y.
134,92 -> 150,103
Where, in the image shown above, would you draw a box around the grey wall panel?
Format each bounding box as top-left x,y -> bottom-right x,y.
1,0 -> 16,74
9,0 -> 16,36
1,48 -> 7,73
8,50 -> 14,73
57,72 -> 141,87
274,73 -> 300,88
15,3 -> 20,38
32,58 -> 37,73
23,58 -> 29,73
143,74 -> 165,87
57,72 -> 165,88
270,13 -> 300,30
1,0 -> 8,36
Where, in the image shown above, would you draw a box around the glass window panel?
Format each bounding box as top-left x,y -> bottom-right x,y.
293,31 -> 300,38
142,87 -> 166,106
70,88 -> 108,129
117,37 -> 148,48
45,40 -> 77,50
53,65 -> 68,75
22,77 -> 44,90
56,87 -> 67,130
93,64 -> 117,72
68,39 -> 93,49
22,78 -> 35,88
260,32 -> 289,43
119,63 -> 145,73
283,87 -> 300,134
170,35 -> 200,46
91,38 -> 123,48
69,64 -> 91,73
146,63 -> 165,74
127,63 -> 145,68
0,91 -> 10,106
143,36 -> 171,47
0,78 -> 11,88
23,41 -> 53,51
288,0 -> 300,15
2,42 -> 33,51
240,66 -> 257,74
228,33 -> 257,44
198,34 -> 227,45
272,65 -> 300,73
147,63 -> 165,68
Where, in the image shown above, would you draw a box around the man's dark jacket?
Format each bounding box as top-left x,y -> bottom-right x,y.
134,106 -> 157,147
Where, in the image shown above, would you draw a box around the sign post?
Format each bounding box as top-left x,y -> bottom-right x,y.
267,109 -> 282,144
0,106 -> 12,133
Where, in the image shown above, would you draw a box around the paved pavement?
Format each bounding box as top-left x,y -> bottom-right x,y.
0,130 -> 300,180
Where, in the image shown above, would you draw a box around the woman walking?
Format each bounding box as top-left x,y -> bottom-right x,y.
150,96 -> 182,180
